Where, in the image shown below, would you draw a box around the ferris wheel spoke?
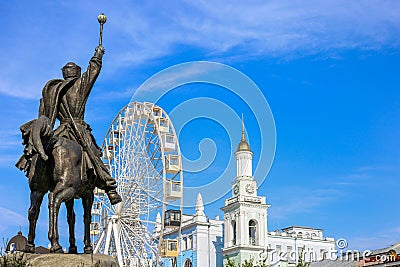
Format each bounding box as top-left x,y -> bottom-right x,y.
120,219 -> 155,255
98,197 -> 116,215
120,221 -> 153,267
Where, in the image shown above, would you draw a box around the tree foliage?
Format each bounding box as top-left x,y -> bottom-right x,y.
296,247 -> 310,267
225,256 -> 268,267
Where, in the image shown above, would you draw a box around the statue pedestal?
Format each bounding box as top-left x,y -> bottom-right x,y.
3,252 -> 118,267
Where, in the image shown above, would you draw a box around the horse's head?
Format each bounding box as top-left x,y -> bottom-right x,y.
31,115 -> 54,161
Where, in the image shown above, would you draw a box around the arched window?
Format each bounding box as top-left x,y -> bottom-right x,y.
249,220 -> 257,245
232,220 -> 237,245
298,232 -> 303,238
184,258 -> 192,267
311,233 -> 317,238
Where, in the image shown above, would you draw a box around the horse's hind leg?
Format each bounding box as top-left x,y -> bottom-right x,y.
48,186 -> 75,253
26,191 -> 44,253
82,191 -> 94,254
65,199 -> 77,254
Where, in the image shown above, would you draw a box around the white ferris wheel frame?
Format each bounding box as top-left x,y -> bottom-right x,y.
91,101 -> 184,267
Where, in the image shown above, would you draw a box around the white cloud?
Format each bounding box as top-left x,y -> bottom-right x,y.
0,129 -> 22,147
268,186 -> 340,220
111,0 -> 400,65
0,0 -> 399,99
267,162 -> 400,221
348,228 -> 400,251
135,62 -> 223,95
0,155 -> 20,167
0,207 -> 26,232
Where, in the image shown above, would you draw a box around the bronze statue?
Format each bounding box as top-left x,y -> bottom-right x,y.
15,14 -> 121,253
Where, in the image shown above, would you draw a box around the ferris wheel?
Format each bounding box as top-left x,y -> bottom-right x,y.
91,102 -> 184,267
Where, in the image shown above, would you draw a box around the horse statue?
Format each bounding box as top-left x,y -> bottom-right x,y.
19,115 -> 96,254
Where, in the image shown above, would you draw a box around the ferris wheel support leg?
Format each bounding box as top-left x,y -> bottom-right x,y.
104,218 -> 114,254
113,221 -> 124,267
93,227 -> 106,253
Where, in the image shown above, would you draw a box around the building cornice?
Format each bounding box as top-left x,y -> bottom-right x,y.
221,201 -> 270,213
222,245 -> 265,255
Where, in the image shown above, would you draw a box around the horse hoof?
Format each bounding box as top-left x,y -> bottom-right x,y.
84,245 -> 93,254
24,243 -> 35,253
69,245 -> 78,254
50,244 -> 64,253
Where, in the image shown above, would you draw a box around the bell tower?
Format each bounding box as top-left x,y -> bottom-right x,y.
221,116 -> 270,265
233,116 -> 257,197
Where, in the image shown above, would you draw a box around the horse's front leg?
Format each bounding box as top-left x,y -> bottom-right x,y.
26,190 -> 45,253
65,199 -> 77,254
82,191 -> 94,254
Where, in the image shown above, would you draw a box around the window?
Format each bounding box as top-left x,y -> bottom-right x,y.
298,247 -> 303,259
184,259 -> 192,267
320,249 -> 327,260
168,241 -> 177,252
298,232 -> 303,238
188,235 -> 193,250
249,220 -> 257,245
164,210 -> 181,227
183,237 -> 187,251
232,220 -> 237,245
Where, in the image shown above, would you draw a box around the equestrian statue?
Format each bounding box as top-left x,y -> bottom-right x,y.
15,13 -> 122,254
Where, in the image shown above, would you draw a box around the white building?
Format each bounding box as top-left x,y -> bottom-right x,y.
268,226 -> 336,266
158,193 -> 224,267
159,121 -> 335,267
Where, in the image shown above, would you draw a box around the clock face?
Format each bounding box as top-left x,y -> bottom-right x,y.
233,185 -> 239,195
245,184 -> 255,194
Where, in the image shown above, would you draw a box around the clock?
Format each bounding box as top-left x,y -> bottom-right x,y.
233,184 -> 239,195
245,184 -> 255,194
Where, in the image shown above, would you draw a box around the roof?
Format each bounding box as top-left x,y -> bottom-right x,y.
34,246 -> 50,254
237,139 -> 251,152
281,225 -> 323,231
369,241 -> 400,255
309,260 -> 355,267
6,231 -> 27,252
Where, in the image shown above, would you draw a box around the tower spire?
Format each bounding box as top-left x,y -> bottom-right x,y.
195,193 -> 206,222
236,114 -> 251,152
241,113 -> 246,142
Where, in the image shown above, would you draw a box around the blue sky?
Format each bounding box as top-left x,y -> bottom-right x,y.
0,0 -> 399,252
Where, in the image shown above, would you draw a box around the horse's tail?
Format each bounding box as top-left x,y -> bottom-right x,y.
31,115 -> 54,161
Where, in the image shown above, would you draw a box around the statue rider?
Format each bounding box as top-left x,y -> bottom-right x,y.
17,45 -> 122,205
